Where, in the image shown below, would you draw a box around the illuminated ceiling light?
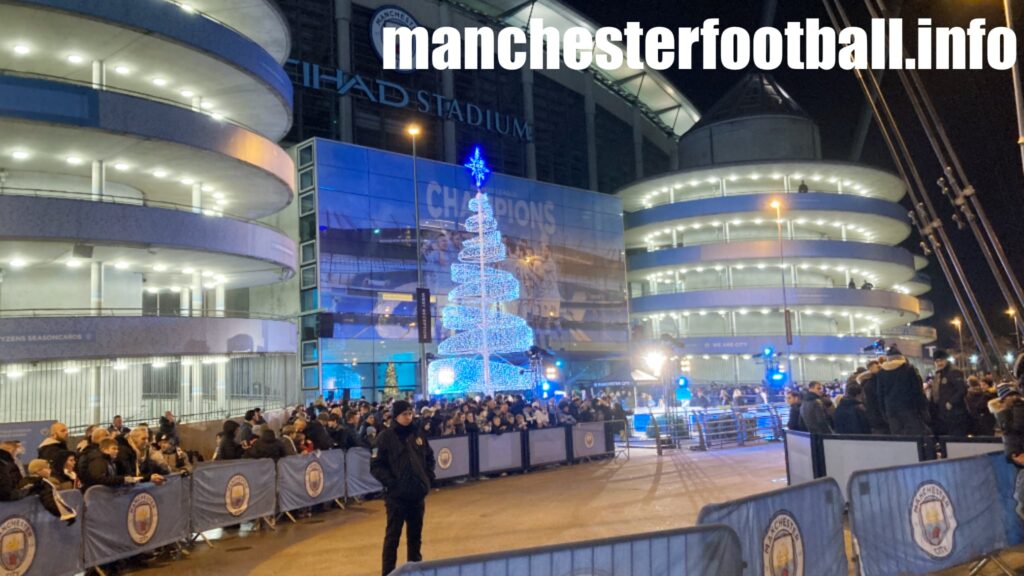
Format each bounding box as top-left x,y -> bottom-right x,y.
114,261 -> 129,269
761,308 -> 770,315
65,156 -> 83,165
152,264 -> 167,272
811,175 -> 822,181
9,258 -> 27,269
180,2 -> 195,12
180,89 -> 195,98
113,162 -> 130,171
180,177 -> 195,185
65,259 -> 82,268
152,169 -> 168,178
215,198 -> 228,206
10,150 -> 29,160
202,270 -> 215,278
146,287 -> 159,294
170,286 -> 182,293
114,65 -> 131,75
152,361 -> 167,369
211,112 -> 224,121
63,366 -> 80,374
12,44 -> 30,55
201,100 -> 215,110
182,267 -> 195,274
5,369 -> 24,378
202,184 -> 216,192
66,54 -> 84,64
113,363 -> 128,370
152,77 -> 168,87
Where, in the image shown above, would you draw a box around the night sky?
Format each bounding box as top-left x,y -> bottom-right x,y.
563,0 -> 1024,351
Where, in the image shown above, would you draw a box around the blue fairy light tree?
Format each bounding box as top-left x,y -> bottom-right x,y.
427,147 -> 534,395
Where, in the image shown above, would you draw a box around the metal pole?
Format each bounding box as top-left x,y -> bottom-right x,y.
957,322 -> 964,369
412,135 -> 427,399
775,205 -> 791,371
1006,0 -> 1024,181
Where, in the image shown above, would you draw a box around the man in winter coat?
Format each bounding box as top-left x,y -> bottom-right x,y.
244,429 -> 288,461
834,382 -> 872,434
81,439 -> 164,489
877,347 -> 930,436
930,349 -> 969,436
217,420 -> 245,460
800,381 -> 833,434
966,377 -> 997,436
37,422 -> 69,467
371,400 -> 435,576
305,413 -> 336,451
858,361 -> 889,434
991,382 -> 1024,466
785,390 -> 805,432
0,439 -> 26,501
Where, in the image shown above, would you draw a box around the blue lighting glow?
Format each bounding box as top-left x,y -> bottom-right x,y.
763,346 -> 774,357
542,382 -> 550,391
463,146 -> 491,188
555,359 -> 564,367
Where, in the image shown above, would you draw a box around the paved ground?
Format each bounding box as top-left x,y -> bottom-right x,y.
134,444 -> 788,576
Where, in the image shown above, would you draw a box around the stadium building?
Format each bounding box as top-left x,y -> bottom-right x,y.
0,0 -> 299,427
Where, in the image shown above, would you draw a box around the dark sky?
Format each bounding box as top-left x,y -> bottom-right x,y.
562,0 -> 1024,350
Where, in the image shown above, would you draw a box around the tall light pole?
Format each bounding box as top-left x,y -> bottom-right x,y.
1008,308 -> 1021,350
770,199 -> 792,377
407,124 -> 427,399
952,317 -> 964,368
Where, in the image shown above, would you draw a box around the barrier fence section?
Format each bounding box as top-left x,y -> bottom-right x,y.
527,426 -> 569,468
190,459 -> 277,533
0,489 -> 83,576
346,447 -> 383,498
429,435 -> 472,481
697,478 -> 847,576
477,431 -> 524,475
388,524 -> 745,576
939,436 -> 1004,460
276,451 -> 346,513
848,454 -> 1008,575
987,452 -> 1024,547
571,421 -> 611,460
83,473 -> 190,568
782,430 -> 816,485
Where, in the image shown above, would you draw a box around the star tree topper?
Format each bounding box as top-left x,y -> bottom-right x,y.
464,146 -> 490,188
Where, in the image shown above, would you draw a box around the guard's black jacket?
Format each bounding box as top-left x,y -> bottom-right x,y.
370,423 -> 435,501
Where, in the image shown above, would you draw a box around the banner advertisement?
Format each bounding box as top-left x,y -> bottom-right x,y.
82,474 -> 189,567
276,451 -> 346,513
987,453 -> 1024,547
428,436 -> 470,481
0,489 -> 83,576
345,448 -> 383,498
190,459 -> 277,533
528,426 -> 568,467
477,431 -> 523,474
698,478 -> 847,576
572,422 -> 610,460
389,524 -> 744,576
849,455 -> 1007,575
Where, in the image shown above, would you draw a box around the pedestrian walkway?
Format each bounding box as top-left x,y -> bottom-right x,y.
133,444 -> 786,576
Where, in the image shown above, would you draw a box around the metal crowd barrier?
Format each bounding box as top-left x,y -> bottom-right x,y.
689,403 -> 788,451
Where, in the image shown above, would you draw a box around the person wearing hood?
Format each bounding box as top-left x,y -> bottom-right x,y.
834,382 -> 871,434
245,429 -> 287,461
799,381 -> 833,434
966,376 -> 997,436
370,400 -> 435,576
37,422 -> 69,467
0,439 -> 26,501
877,346 -> 930,436
858,361 -> 889,435
217,420 -> 245,461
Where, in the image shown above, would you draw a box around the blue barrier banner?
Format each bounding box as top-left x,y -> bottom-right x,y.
0,490 -> 82,576
849,454 -> 1006,575
698,478 -> 847,576
429,436 -> 471,481
83,474 -> 189,567
478,432 -> 523,474
821,435 -> 923,501
988,452 -> 1024,546
389,524 -> 743,576
528,427 -> 568,467
276,450 -> 346,512
190,459 -> 277,533
346,448 -> 383,498
572,422 -> 609,460
0,421 -> 55,461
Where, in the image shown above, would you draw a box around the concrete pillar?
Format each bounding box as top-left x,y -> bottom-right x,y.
192,183 -> 202,214
584,72 -> 598,191
335,0 -> 354,142
90,262 -> 103,315
522,68 -> 537,180
179,286 -> 190,314
215,285 -> 225,317
191,272 -> 203,317
91,161 -> 105,200
91,60 -> 105,90
632,107 -> 644,179
89,367 -> 102,424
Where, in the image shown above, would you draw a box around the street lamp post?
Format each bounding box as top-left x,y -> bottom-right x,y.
407,124 -> 427,399
770,200 -> 792,377
952,318 -> 964,368
1009,308 -> 1021,350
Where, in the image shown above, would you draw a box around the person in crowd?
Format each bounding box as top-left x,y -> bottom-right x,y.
991,382 -> 1024,466
295,431 -> 314,454
966,376 -> 998,436
785,390 -> 805,432
77,428 -> 109,478
216,420 -> 245,461
371,400 -> 435,576
75,425 -> 96,454
117,428 -> 169,480
930,349 -> 969,436
878,346 -> 931,435
52,450 -> 78,490
155,434 -> 192,474
17,459 -> 76,522
800,381 -> 833,434
159,411 -> 179,446
834,382 -> 871,434
245,429 -> 288,461
327,414 -> 355,449
37,422 -> 69,467
240,410 -> 258,445
305,412 -> 334,451
108,415 -> 131,437
81,438 -> 165,489
280,425 -> 299,456
0,439 -> 25,501
691,388 -> 711,409
858,360 -> 889,435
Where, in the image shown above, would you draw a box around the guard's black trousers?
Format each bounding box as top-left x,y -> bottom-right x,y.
382,497 -> 425,576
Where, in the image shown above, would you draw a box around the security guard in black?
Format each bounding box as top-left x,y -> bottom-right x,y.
371,400 -> 435,576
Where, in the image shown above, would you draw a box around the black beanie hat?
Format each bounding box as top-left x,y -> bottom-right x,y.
392,400 -> 413,418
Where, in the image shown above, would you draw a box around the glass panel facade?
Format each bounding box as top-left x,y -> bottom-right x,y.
595,105 -> 635,194
532,74 -> 588,189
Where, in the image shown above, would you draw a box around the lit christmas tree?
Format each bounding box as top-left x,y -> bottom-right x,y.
383,362 -> 399,399
427,148 -> 534,396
